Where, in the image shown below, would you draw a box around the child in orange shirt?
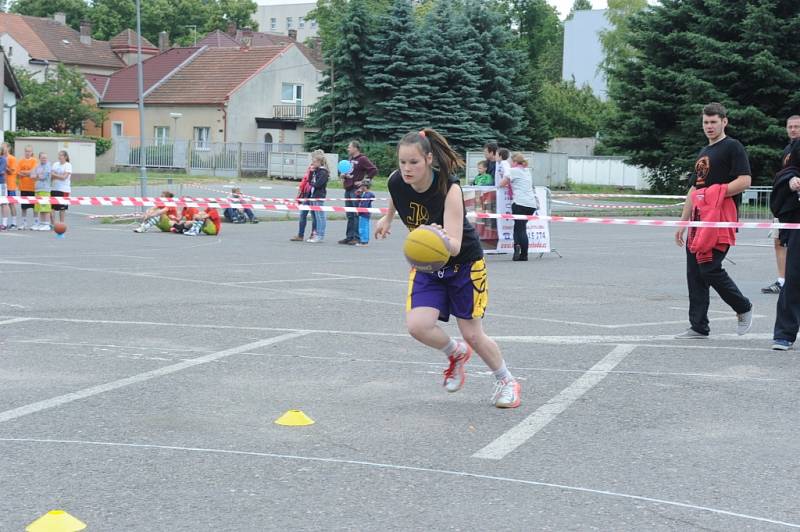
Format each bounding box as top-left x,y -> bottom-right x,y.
16,145 -> 37,230
1,143 -> 17,229
171,206 -> 199,233
133,191 -> 179,233
184,207 -> 221,236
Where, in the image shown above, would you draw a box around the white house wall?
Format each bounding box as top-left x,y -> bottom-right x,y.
144,105 -> 225,143
3,89 -> 17,132
1,33 -> 47,81
254,3 -> 318,41
226,45 -> 320,144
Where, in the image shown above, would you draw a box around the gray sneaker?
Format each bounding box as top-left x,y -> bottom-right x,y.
737,309 -> 753,335
674,328 -> 708,339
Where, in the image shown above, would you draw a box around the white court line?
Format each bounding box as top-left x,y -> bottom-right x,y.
0,317 -> 33,326
312,274 -> 763,328
0,439 -> 797,529
0,315 -> 777,344
0,331 -> 307,424
493,333 -> 774,344
473,345 -> 637,460
315,272 -> 408,284
230,276 -> 359,285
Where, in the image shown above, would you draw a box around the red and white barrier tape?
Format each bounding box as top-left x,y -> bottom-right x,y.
3,196 -> 792,229
187,183 -> 388,202
551,200 -> 685,209
552,193 -> 687,200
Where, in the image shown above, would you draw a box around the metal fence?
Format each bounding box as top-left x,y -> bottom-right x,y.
465,151 -> 569,188
114,138 -> 325,178
568,156 -> 649,190
741,186 -> 772,220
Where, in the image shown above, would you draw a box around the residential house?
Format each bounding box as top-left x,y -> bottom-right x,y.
253,1 -> 318,42
0,12 -> 158,81
1,48 -> 24,140
88,40 -> 322,147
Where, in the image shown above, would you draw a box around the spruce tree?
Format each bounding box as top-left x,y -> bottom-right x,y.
463,0 -> 529,148
363,0 -> 429,141
306,0 -> 374,150
419,1 -> 490,154
604,0 -> 800,191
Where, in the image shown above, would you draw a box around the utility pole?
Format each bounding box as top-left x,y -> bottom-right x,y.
136,0 -> 147,197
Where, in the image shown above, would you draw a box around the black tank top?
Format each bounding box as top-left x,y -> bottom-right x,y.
388,170 -> 483,267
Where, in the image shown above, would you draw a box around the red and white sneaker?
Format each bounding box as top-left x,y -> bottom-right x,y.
443,341 -> 472,393
492,378 -> 521,408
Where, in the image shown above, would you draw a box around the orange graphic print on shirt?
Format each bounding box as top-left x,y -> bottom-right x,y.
695,156 -> 710,187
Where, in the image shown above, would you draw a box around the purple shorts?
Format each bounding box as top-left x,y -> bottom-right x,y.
406,259 -> 488,322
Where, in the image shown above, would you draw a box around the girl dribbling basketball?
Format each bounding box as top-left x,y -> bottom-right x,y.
375,129 -> 521,408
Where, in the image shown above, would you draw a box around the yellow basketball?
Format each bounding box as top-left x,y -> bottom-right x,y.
403,225 -> 451,272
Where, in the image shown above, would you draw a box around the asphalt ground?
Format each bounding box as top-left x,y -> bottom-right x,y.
1,185 -> 799,531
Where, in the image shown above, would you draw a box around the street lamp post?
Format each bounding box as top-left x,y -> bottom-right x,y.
136,0 -> 147,197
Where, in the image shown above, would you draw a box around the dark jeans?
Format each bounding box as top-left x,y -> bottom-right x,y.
686,246 -> 751,335
345,188 -> 358,240
774,229 -> 800,342
298,208 -> 316,237
512,203 -> 536,257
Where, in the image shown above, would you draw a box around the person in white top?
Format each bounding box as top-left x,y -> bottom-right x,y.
50,150 -> 72,225
495,148 -> 512,187
500,152 -> 539,261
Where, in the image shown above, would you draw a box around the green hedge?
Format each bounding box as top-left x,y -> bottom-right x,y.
325,141 -> 397,177
4,130 -> 112,156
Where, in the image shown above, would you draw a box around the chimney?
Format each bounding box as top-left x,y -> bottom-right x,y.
158,31 -> 169,52
241,27 -> 253,48
288,29 -> 297,41
54,12 -> 66,25
226,21 -> 237,36
80,21 -> 92,45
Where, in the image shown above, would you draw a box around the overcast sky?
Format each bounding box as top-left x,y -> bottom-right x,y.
547,0 -> 608,19
253,0 -> 617,21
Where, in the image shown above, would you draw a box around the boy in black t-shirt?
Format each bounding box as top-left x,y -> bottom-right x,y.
674,102 -> 753,339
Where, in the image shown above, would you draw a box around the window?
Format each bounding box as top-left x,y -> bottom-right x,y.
7,46 -> 11,57
298,17 -> 305,29
310,20 -> 317,29
154,126 -> 170,145
194,127 -> 210,150
286,17 -> 293,29
270,18 -> 276,31
281,83 -> 302,102
112,122 -> 123,137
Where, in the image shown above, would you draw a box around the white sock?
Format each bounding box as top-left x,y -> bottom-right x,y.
11,216 -> 16,225
778,277 -> 785,286
492,362 -> 513,382
441,339 -> 457,356
1,217 -> 6,225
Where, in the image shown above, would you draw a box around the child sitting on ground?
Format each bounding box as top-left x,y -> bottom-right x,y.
183,207 -> 221,236
473,160 -> 493,186
171,206 -> 199,233
224,187 -> 258,224
134,191 -> 179,233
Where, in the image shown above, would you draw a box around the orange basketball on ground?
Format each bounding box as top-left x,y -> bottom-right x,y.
53,222 -> 67,235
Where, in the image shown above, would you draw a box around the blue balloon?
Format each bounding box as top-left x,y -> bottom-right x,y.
338,160 -> 353,174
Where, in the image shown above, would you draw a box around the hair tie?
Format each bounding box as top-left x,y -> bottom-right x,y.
419,130 -> 426,138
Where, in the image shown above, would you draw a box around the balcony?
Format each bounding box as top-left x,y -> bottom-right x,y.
272,104 -> 314,121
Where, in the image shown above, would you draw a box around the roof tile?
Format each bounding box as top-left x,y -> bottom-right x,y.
145,46 -> 287,104
101,47 -> 202,103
